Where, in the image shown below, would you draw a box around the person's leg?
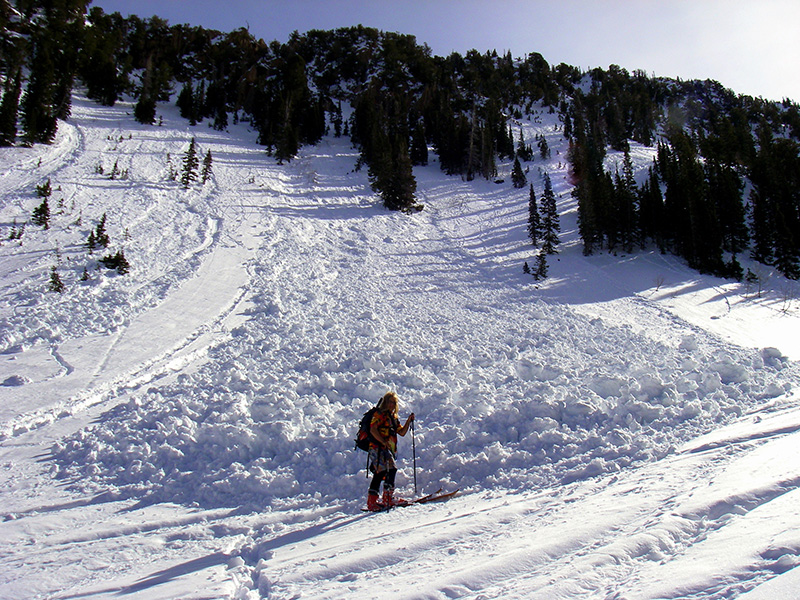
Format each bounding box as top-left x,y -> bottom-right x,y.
367,454 -> 386,510
369,470 -> 385,496
382,468 -> 402,505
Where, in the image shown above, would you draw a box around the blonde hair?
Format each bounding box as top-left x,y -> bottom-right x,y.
378,391 -> 399,418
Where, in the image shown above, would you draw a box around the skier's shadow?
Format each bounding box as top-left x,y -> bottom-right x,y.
56,512 -> 369,598
254,512 -> 369,555
55,552 -> 230,598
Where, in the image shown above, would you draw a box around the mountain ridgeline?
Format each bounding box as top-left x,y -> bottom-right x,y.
3,1 -> 800,278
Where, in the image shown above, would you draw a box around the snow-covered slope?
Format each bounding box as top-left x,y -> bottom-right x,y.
1,95 -> 799,599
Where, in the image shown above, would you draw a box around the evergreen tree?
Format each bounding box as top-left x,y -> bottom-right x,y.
36,179 -> 53,199
354,84 -> 418,211
80,7 -> 124,106
332,101 -> 343,138
9,221 -> 24,240
94,213 -> 110,247
181,137 -> 199,188
540,172 -> 560,254
0,70 -> 22,146
48,266 -> 65,293
274,119 -> 299,163
100,250 -> 130,274
516,127 -> 533,161
375,136 -> 417,211
201,149 -> 213,184
134,55 -> 158,125
534,250 -> 548,280
134,95 -> 157,125
194,80 -> 206,122
638,166 -> 665,252
32,197 -> 50,229
206,81 -> 228,131
21,40 -> 59,145
537,134 -> 550,159
410,122 -> 428,166
569,103 -> 608,255
177,82 -> 195,122
613,149 -> 639,252
115,250 -> 130,275
748,130 -> 800,278
527,183 -> 541,245
706,159 -> 747,254
511,156 -> 527,188
658,128 -> 723,274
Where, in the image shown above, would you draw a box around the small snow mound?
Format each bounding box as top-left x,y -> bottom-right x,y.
761,347 -> 788,368
1,375 -> 31,387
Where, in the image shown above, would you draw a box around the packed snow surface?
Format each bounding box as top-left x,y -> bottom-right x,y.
1,94 -> 800,599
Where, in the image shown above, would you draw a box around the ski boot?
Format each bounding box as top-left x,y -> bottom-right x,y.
367,491 -> 385,512
382,488 -> 409,507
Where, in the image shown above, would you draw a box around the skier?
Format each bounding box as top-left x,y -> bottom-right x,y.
367,391 -> 415,511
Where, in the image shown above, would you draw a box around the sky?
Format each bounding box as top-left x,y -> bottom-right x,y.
89,0 -> 800,103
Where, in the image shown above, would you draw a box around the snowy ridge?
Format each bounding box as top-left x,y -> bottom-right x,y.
1,94 -> 800,599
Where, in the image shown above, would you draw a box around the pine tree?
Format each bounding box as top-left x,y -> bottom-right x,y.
134,95 -> 157,125
0,70 -> 22,146
177,82 -> 195,122
527,183 -> 541,245
181,137 -> 199,188
274,121 -> 299,164
21,39 -> 59,145
100,250 -> 130,274
618,148 -> 639,252
201,149 -> 213,184
32,198 -> 50,229
538,134 -> 550,159
511,156 -> 527,188
95,213 -> 110,247
638,166 -> 664,251
207,81 -> 229,131
36,179 -> 53,198
410,122 -> 428,166
115,250 -> 130,275
9,220 -> 24,240
540,172 -> 560,254
516,127 -> 533,162
354,85 -> 418,212
48,266 -> 65,293
534,250 -> 548,280
134,54 -> 158,125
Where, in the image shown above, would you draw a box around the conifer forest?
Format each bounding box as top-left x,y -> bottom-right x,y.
3,0 -> 800,279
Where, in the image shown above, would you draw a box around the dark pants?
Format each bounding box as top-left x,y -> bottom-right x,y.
369,468 -> 397,495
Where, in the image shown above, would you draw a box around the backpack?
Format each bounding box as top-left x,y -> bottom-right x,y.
354,406 -> 378,451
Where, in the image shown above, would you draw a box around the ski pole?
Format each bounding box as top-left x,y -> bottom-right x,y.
412,418 -> 417,496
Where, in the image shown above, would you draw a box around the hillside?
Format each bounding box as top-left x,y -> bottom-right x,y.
6,11 -> 800,281
1,85 -> 800,599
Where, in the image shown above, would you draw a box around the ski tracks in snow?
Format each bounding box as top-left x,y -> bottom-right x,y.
232,404 -> 800,600
0,96 -> 272,441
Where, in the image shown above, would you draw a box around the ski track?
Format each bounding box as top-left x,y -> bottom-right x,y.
239,415 -> 800,600
1,97 -> 800,599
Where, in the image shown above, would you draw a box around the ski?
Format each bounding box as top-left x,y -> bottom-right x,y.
407,487 -> 443,505
362,488 -> 458,512
413,489 -> 459,504
362,488 -> 440,512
